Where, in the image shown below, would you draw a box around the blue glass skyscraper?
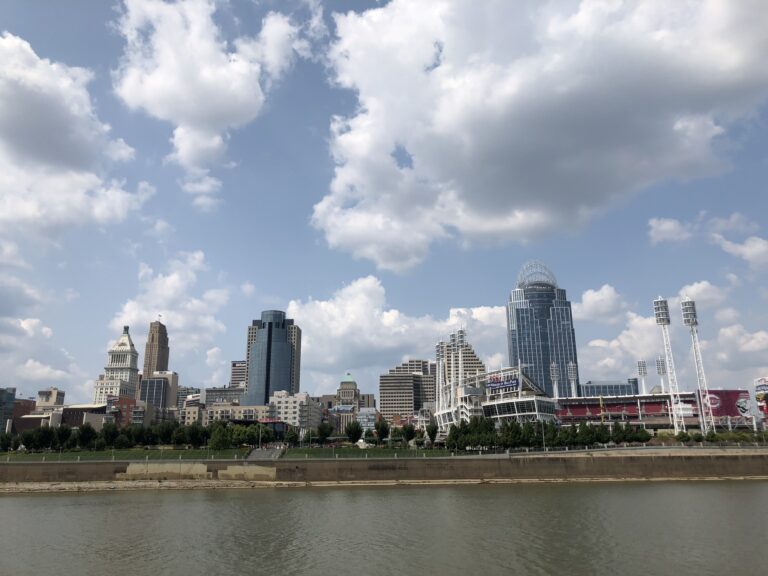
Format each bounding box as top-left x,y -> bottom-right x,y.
245,311 -> 301,405
506,262 -> 579,398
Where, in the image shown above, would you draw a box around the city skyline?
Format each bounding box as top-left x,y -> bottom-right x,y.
0,1 -> 766,404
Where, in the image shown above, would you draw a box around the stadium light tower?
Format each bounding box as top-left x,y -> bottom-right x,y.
567,361 -> 578,398
637,360 -> 648,395
550,361 -> 560,400
656,355 -> 667,394
654,297 -> 685,434
682,298 -> 715,434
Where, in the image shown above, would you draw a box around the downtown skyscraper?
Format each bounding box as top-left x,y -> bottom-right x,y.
506,261 -> 579,398
244,310 -> 301,405
143,319 -> 169,377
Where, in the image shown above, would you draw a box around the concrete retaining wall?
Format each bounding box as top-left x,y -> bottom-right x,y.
1,453 -> 767,485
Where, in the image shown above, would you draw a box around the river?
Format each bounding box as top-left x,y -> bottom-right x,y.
1,482 -> 766,575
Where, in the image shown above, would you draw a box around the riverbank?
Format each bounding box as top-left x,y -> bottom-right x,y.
2,447 -> 767,490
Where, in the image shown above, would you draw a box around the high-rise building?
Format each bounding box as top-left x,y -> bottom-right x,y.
244,311 -> 301,405
379,360 -> 436,423
230,360 -> 247,388
506,261 -> 579,398
36,387 -> 65,409
434,330 -> 486,432
139,371 -> 179,410
93,326 -> 141,403
0,387 -> 16,434
143,320 -> 169,378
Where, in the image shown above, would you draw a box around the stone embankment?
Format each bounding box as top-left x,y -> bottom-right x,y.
1,448 -> 767,493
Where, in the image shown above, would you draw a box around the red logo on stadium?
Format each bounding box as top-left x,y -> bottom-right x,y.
706,394 -> 721,409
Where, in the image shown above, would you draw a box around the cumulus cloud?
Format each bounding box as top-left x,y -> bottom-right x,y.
677,280 -> 728,308
111,251 -> 229,357
240,282 -> 256,297
0,274 -> 43,316
287,275 -> 506,393
715,324 -> 768,370
648,218 -> 694,244
708,212 -> 759,235
114,0 -> 303,208
0,32 -> 147,236
714,307 -> 740,324
572,284 -> 626,324
15,358 -> 71,382
312,1 -> 768,270
712,233 -> 768,270
0,240 -> 28,268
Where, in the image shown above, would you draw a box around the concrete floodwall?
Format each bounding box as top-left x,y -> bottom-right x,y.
1,452 -> 767,485
274,453 -> 768,483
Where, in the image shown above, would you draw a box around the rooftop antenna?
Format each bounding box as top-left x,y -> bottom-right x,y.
654,297 -> 685,434
682,298 -> 715,434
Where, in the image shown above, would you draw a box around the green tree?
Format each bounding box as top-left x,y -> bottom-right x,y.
53,425 -> 72,450
230,425 -> 249,447
100,423 -> 119,447
426,423 -> 438,446
113,434 -> 132,450
172,427 -> 187,446
401,424 -> 416,445
187,423 -> 205,448
209,426 -> 232,451
316,422 -> 334,445
345,421 -> 363,443
577,422 -> 596,447
284,428 -> 299,447
0,432 -> 12,452
157,421 -> 177,445
78,423 -> 97,449
93,438 -> 107,451
374,419 -> 389,444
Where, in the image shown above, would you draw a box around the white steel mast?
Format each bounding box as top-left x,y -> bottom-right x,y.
654,297 -> 685,434
681,298 -> 715,434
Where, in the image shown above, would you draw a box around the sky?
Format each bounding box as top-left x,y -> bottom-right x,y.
1,0 -> 767,404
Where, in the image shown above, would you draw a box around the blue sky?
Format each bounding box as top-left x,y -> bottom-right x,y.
1,0 -> 766,403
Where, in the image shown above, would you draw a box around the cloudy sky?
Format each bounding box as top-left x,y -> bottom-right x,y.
1,0 -> 767,403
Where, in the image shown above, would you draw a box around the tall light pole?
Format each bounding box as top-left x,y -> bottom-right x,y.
567,362 -> 578,399
637,360 -> 648,395
654,297 -> 685,434
656,356 -> 667,394
550,361 -> 560,401
682,298 -> 715,434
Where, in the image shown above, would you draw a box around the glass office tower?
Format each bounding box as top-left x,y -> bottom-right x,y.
506,261 -> 579,398
245,311 -> 301,405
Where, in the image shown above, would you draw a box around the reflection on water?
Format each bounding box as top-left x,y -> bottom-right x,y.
2,482 -> 766,576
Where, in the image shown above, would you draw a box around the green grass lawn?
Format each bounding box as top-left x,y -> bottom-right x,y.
284,447 -> 455,459
1,448 -> 250,463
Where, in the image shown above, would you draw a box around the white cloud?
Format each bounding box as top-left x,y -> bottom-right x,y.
708,212 -> 759,234
15,358 -> 71,382
678,280 -> 728,308
572,284 -> 626,324
0,274 -> 43,316
0,239 -> 28,268
0,33 -> 147,236
111,250 -> 229,356
715,324 -> 768,370
114,0 -> 303,208
313,1 -> 768,270
648,217 -> 694,244
204,345 -> 228,386
714,307 -> 740,324
240,282 -> 256,297
712,233 -> 768,270
287,275 -> 506,393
